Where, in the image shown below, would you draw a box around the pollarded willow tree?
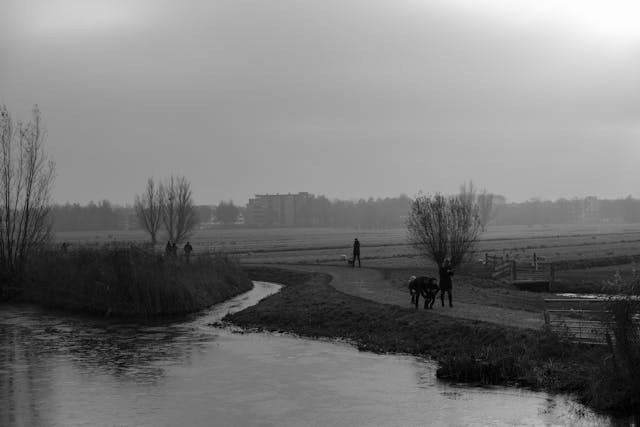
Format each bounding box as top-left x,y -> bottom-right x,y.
406,192 -> 482,269
0,105 -> 55,298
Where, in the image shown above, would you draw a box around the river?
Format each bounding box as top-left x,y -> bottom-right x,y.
0,282 -> 627,426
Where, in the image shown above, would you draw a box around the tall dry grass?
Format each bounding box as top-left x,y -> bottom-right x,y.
22,244 -> 252,317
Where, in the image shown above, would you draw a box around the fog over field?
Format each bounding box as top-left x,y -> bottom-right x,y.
2,0 -> 640,206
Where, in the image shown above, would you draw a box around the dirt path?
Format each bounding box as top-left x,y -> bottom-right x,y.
269,264 -> 545,330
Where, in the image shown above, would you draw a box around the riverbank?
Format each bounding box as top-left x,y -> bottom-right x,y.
18,245 -> 252,317
226,266 -> 636,416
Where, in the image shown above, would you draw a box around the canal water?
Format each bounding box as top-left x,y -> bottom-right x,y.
0,282 -> 626,426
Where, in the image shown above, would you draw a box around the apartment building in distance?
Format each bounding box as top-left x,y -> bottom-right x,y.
245,192 -> 313,227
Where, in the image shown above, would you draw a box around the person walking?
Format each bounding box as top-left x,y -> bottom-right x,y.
352,238 -> 361,268
439,258 -> 454,307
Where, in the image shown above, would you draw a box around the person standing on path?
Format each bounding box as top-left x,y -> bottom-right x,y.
352,238 -> 361,267
439,258 -> 454,307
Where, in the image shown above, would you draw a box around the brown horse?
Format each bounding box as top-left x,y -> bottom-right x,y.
408,276 -> 439,309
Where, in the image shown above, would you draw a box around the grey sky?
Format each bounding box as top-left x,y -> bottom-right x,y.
2,0 -> 639,205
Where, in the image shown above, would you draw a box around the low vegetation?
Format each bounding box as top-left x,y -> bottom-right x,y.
598,272 -> 640,412
20,244 -> 252,317
226,266 -> 638,416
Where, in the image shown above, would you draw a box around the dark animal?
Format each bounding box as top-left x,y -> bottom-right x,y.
408,275 -> 439,309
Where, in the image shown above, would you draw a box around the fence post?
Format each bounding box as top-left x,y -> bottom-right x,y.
511,260 -> 517,281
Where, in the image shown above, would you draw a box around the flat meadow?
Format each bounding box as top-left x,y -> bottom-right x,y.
56,223 -> 640,281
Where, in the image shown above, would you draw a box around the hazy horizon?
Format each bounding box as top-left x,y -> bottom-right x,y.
48,189 -> 635,208
3,0 -> 639,207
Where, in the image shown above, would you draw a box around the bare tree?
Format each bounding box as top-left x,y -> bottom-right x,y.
134,178 -> 163,245
459,180 -> 477,206
406,192 -> 481,268
161,175 -> 198,243
0,105 -> 55,298
460,181 -> 494,231
477,190 -> 494,231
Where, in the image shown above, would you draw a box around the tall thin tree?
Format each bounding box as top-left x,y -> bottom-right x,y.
477,190 -> 494,231
0,105 -> 55,298
134,178 -> 163,245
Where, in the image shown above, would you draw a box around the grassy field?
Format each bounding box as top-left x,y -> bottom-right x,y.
56,224 -> 640,289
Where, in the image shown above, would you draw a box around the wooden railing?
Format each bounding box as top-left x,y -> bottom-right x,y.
543,298 -> 639,345
488,260 -> 555,292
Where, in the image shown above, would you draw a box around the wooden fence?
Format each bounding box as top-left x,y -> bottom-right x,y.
544,298 -> 613,344
544,298 -> 640,345
488,259 -> 555,292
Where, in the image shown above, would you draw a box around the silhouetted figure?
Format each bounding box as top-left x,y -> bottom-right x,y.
184,241 -> 193,262
352,238 -> 361,267
439,259 -> 454,307
60,242 -> 69,252
165,241 -> 172,256
171,242 -> 178,258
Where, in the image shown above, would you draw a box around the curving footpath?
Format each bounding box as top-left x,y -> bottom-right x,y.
270,264 -> 545,330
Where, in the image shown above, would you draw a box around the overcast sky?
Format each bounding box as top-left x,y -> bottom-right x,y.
2,0 -> 639,205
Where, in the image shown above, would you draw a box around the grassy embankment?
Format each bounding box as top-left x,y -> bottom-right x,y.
19,244 -> 252,317
226,266 -> 638,416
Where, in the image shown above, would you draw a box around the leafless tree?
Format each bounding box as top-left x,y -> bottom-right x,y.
134,178 -> 162,245
459,180 -> 477,206
477,190 -> 494,231
406,192 -> 481,268
0,105 -> 55,297
460,181 -> 494,231
160,175 -> 197,243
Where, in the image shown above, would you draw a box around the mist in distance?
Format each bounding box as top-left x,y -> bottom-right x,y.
2,0 -> 639,205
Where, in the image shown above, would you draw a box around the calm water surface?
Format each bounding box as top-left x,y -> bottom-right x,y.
0,282 -> 629,426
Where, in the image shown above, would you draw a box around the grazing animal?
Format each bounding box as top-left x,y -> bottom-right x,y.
408,275 -> 439,309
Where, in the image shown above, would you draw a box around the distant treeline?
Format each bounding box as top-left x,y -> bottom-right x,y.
289,195 -> 413,228
52,201 -> 130,231
51,201 -> 213,232
51,196 -> 640,231
494,197 -> 640,225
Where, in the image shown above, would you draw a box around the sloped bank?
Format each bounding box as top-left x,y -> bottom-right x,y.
19,246 -> 252,317
226,266 -> 637,417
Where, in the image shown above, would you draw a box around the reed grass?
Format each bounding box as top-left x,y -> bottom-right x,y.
21,244 -> 252,316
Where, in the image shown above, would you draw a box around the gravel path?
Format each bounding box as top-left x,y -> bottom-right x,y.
271,264 -> 545,330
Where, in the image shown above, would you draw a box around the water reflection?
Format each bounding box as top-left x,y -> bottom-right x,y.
0,282 -> 631,426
